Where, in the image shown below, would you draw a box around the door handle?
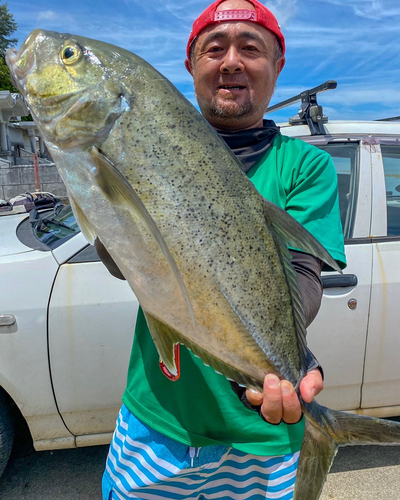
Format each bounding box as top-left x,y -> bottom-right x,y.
0,314 -> 16,326
322,274 -> 358,289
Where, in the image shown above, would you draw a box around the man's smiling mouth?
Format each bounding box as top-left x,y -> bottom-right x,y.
219,85 -> 246,90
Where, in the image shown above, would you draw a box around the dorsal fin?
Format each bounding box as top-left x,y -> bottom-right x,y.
263,198 -> 342,273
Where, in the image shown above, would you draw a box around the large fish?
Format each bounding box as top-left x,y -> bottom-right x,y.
7,30 -> 400,499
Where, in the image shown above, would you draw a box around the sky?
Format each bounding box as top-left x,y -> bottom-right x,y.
8,0 -> 400,123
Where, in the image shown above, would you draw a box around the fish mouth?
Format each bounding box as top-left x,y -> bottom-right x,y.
5,30 -> 43,86
5,47 -> 18,67
6,47 -> 34,91
5,49 -> 20,89
27,90 -> 86,125
35,89 -> 83,107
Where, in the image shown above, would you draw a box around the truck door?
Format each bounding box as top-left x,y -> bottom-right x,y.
361,143 -> 400,412
307,141 -> 373,411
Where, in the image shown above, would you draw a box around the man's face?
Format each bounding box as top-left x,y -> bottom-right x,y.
186,21 -> 285,130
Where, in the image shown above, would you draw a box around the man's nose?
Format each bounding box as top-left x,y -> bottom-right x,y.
220,47 -> 244,74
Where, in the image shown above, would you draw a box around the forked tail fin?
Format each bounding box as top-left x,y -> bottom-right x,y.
294,400 -> 400,500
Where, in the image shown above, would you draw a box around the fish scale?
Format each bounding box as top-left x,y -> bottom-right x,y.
7,29 -> 400,500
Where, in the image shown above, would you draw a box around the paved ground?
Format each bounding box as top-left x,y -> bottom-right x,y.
0,440 -> 108,499
320,445 -> 400,500
1,439 -> 400,499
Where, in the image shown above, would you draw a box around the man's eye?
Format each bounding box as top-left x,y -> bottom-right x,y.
243,46 -> 257,51
208,46 -> 223,53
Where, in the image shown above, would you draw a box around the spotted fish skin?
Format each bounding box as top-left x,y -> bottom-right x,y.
7,30 -> 400,500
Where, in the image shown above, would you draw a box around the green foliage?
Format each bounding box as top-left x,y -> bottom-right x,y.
0,3 -> 32,120
0,2 -> 17,57
0,2 -> 18,92
0,55 -> 18,92
0,3 -> 31,119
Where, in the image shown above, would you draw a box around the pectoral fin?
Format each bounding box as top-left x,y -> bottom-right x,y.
89,146 -> 195,324
69,194 -> 97,244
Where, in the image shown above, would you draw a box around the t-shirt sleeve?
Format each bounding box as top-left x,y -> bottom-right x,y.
284,142 -> 347,270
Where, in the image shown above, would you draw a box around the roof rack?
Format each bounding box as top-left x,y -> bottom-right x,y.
376,116 -> 400,122
266,80 -> 337,136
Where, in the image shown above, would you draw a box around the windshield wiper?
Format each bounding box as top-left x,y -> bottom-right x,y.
35,217 -> 77,232
28,206 -> 76,233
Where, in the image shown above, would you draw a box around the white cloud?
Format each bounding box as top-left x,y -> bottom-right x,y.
269,94 -> 400,122
270,81 -> 400,108
164,0 -> 206,23
320,0 -> 400,20
37,10 -> 58,21
269,82 -> 400,122
264,0 -> 298,26
11,0 -> 400,121
14,5 -> 191,86
322,86 -> 400,107
283,20 -> 400,77
121,0 -> 202,23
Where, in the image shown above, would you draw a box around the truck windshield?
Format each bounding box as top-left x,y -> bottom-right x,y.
16,204 -> 81,251
34,205 -> 80,249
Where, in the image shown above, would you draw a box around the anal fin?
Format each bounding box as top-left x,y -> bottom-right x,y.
144,312 -> 180,379
144,313 -> 262,390
159,345 -> 181,381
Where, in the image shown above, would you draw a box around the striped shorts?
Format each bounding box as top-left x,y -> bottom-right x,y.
103,405 -> 299,500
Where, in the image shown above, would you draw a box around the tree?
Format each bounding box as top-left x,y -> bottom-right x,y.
0,2 -> 18,92
0,56 -> 17,92
0,3 -> 31,119
0,2 -> 17,57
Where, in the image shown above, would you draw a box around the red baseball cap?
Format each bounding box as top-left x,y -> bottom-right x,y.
186,0 -> 285,59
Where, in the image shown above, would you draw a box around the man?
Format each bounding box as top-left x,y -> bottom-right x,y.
101,1 -> 346,498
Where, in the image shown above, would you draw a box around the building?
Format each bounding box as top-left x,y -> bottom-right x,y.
0,90 -> 67,201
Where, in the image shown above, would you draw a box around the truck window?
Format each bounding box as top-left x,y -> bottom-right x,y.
318,143 -> 359,239
381,145 -> 400,237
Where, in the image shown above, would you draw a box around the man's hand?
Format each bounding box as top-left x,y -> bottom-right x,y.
245,369 -> 323,424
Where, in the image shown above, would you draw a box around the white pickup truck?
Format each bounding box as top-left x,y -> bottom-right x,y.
1,92 -> 400,478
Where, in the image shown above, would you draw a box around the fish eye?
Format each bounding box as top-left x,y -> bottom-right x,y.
61,43 -> 82,65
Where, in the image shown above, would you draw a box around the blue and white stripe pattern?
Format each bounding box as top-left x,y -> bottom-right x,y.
103,405 -> 299,500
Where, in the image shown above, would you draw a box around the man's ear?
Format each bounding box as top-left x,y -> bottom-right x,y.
185,58 -> 193,75
276,56 -> 286,78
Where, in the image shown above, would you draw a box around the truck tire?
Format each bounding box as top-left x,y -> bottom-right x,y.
0,392 -> 14,478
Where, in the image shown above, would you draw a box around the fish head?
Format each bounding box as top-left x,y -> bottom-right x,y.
6,29 -> 131,149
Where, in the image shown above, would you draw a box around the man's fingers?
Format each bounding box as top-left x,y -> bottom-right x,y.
299,369 -> 324,403
260,374 -> 282,424
245,388 -> 264,406
245,374 -> 309,425
281,381 -> 302,424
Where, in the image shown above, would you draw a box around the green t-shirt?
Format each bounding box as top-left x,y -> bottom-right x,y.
122,134 -> 346,456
